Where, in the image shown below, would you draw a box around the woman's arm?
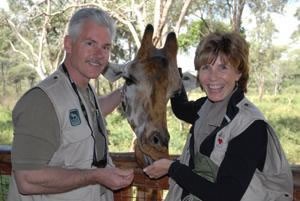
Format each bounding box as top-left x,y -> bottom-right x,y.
170,86 -> 206,124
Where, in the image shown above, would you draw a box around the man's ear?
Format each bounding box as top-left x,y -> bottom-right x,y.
64,35 -> 72,53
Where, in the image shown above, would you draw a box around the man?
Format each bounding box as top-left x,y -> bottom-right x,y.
7,7 -> 133,201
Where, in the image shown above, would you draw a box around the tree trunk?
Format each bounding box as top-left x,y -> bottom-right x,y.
258,77 -> 265,101
1,63 -> 7,97
231,0 -> 245,32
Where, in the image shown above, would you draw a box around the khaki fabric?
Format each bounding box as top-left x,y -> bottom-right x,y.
78,87 -> 106,162
193,93 -> 231,154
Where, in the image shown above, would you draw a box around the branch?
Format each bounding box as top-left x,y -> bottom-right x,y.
9,40 -> 45,78
6,19 -> 39,61
153,0 -> 161,31
35,2 -> 141,47
9,41 -> 30,61
37,0 -> 51,75
174,0 -> 192,36
109,9 -> 141,47
153,0 -> 173,46
133,2 -> 146,38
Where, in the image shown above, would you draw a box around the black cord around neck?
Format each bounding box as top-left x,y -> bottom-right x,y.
61,63 -> 107,167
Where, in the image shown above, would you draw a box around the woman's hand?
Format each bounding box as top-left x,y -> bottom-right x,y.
143,159 -> 174,179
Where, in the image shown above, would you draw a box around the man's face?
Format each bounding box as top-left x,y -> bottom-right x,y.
64,20 -> 112,87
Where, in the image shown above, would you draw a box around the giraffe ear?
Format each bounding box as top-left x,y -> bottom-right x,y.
163,32 -> 178,57
137,24 -> 154,59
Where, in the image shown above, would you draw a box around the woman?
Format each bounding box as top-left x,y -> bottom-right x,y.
143,32 -> 293,201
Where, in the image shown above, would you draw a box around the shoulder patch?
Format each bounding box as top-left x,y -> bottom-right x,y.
69,109 -> 81,126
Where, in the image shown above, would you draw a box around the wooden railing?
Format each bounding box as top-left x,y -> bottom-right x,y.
0,145 -> 299,201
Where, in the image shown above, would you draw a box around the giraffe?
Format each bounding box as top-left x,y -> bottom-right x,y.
104,24 -> 183,201
121,24 -> 182,168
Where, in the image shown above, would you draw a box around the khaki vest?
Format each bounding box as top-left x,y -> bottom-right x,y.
210,98 -> 293,201
7,68 -> 114,201
166,97 -> 293,201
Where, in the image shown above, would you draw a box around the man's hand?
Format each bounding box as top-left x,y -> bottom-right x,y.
95,167 -> 134,190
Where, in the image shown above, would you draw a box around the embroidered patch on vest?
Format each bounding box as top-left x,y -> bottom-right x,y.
216,132 -> 224,148
69,109 -> 81,126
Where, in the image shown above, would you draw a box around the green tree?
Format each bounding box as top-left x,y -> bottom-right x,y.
0,10 -> 17,98
246,0 -> 288,99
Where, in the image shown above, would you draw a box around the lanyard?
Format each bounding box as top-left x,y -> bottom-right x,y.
62,63 -> 107,168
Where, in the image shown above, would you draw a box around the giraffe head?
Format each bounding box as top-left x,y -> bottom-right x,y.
121,24 -> 182,167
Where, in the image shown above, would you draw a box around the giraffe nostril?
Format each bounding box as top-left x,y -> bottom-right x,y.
150,131 -> 161,145
152,135 -> 160,144
150,131 -> 169,147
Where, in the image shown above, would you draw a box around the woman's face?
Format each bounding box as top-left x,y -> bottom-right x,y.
198,55 -> 241,102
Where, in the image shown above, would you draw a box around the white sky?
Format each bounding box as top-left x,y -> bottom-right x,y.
271,2 -> 299,46
0,0 -> 8,11
243,1 -> 300,46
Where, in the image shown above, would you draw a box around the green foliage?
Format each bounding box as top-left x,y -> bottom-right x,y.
178,21 -> 204,52
0,175 -> 9,201
106,108 -> 134,152
167,108 -> 189,154
0,106 -> 13,145
178,20 -> 230,52
8,65 -> 37,84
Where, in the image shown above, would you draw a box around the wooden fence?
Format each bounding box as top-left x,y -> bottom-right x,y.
0,145 -> 299,201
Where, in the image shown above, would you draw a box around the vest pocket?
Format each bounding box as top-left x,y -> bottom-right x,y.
63,125 -> 91,144
51,125 -> 94,168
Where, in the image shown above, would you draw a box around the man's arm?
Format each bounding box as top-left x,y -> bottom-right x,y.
14,166 -> 134,195
98,87 -> 123,116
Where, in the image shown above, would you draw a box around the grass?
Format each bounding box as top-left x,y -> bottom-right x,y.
0,175 -> 9,201
0,107 -> 13,145
248,92 -> 300,164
